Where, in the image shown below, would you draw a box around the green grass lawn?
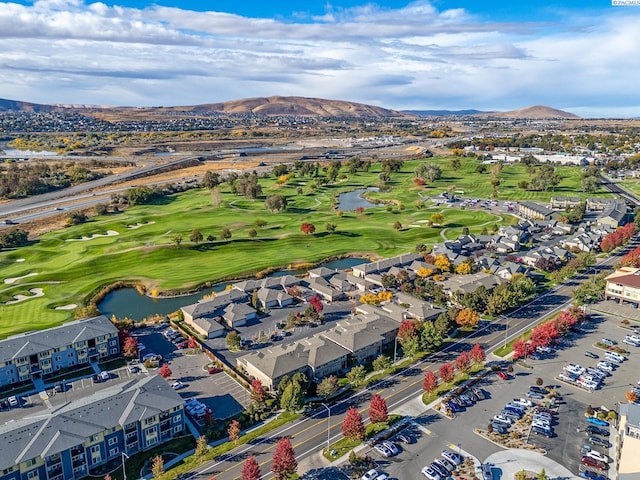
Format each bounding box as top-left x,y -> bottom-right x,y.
0,158 -> 599,337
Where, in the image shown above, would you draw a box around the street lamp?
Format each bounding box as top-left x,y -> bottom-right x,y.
121,452 -> 129,480
62,379 -> 67,402
320,402 -> 331,452
393,336 -> 398,363
503,317 -> 510,349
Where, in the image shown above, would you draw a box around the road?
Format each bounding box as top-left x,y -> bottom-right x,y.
178,244 -> 631,480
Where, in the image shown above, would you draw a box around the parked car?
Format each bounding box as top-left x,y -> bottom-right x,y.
429,462 -> 448,478
208,367 -> 222,374
175,341 -> 189,349
601,338 -> 617,347
584,351 -> 599,359
171,381 -> 185,390
512,398 -> 533,408
535,406 -> 556,415
529,385 -> 547,394
526,391 -> 544,399
8,396 -> 19,407
491,423 -> 509,435
596,361 -> 614,371
91,374 -> 102,383
472,387 -> 486,400
441,449 -> 464,465
585,451 -> 608,463
580,456 -> 607,471
580,470 -> 608,480
532,426 -> 553,437
374,443 -> 392,457
604,351 -> 625,363
421,467 -> 441,480
433,458 -> 454,472
383,441 -> 400,456
397,433 -> 413,444
361,469 -> 379,480
496,371 -> 508,380
446,401 -> 463,413
493,415 -> 513,426
588,436 -> 611,448
586,417 -> 610,427
128,365 -> 141,373
586,425 -> 609,437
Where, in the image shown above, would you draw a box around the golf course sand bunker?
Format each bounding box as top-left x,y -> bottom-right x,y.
4,272 -> 38,284
66,230 -> 119,241
16,258 -> 25,262
6,288 -> 44,304
127,221 -> 156,229
55,304 -> 77,310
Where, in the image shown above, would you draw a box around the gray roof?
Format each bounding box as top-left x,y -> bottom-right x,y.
620,402 -> 640,428
299,336 -> 349,371
237,343 -> 310,380
181,289 -> 248,318
440,272 -> 502,294
321,314 -> 397,353
191,315 -> 226,335
0,316 -> 118,363
0,375 -> 183,470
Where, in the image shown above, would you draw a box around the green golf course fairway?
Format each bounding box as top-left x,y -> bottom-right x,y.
0,157 -> 608,337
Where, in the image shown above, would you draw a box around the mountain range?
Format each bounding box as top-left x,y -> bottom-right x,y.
0,96 -> 580,119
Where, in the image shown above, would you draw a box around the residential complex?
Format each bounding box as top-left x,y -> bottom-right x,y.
0,375 -> 184,480
0,316 -> 120,388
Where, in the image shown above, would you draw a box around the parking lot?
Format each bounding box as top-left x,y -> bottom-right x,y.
353,308 -> 634,479
132,326 -> 250,420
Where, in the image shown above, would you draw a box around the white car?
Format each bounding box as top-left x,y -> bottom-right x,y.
597,361 -> 614,371
374,444 -> 392,457
586,450 -> 608,463
532,420 -> 550,430
605,351 -> 625,363
171,381 -> 185,390
624,336 -> 640,347
361,469 -> 379,480
421,467 -> 442,480
512,398 -> 533,408
493,415 -> 513,425
441,449 -> 464,465
565,364 -> 585,376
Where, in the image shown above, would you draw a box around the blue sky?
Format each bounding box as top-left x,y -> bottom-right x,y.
1,0 -> 639,117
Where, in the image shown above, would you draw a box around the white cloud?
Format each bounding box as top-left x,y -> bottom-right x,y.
0,1 -> 638,116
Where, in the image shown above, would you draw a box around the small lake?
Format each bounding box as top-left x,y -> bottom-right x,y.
337,187 -> 379,211
0,144 -> 59,157
98,257 -> 369,321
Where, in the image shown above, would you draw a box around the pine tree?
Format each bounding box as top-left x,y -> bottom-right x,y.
241,455 -> 261,480
342,406 -> 365,441
271,437 -> 297,480
369,393 -> 388,423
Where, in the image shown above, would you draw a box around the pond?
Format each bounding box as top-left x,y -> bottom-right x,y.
337,187 -> 379,211
98,257 -> 370,321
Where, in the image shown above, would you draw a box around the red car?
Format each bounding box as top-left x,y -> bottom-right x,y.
208,367 -> 222,374
497,371 -> 508,380
581,456 -> 607,471
175,341 -> 189,349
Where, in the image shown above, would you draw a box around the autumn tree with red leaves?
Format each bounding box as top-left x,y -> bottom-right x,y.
369,393 -> 388,424
241,455 -> 261,480
513,339 -> 533,360
397,320 -> 419,342
250,378 -> 268,405
439,362 -> 454,383
342,406 -> 365,441
300,223 -> 316,235
271,437 -> 297,480
422,371 -> 438,394
469,344 -> 486,364
122,337 -> 139,358
228,419 -> 241,445
158,363 -> 172,378
455,351 -> 470,373
188,336 -> 199,349
309,296 -> 324,314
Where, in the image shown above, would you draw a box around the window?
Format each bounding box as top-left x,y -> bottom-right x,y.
90,434 -> 100,443
173,415 -> 181,423
109,448 -> 119,456
174,426 -> 183,434
27,470 -> 38,480
90,445 -> 100,454
108,437 -> 117,445
25,459 -> 37,467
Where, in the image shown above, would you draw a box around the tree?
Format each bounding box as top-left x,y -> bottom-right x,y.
513,339 -> 532,359
221,227 -> 232,240
272,437 -> 297,480
342,406 -> 365,441
422,371 -> 438,394
369,393 -> 388,423
226,331 -> 241,350
228,419 -> 241,445
326,223 -> 337,233
451,158 -> 461,171
195,435 -> 208,457
456,308 -> 480,328
151,455 -> 164,480
626,390 -> 638,403
188,336 -> 199,349
280,379 -> 304,412
317,375 -> 338,399
420,321 -> 443,352
122,337 -> 139,358
241,455 -> 261,480
455,351 -> 470,373
430,213 -> 445,226
265,194 -> 288,212
581,175 -> 598,193
346,365 -> 366,387
415,163 -> 442,182
434,254 -> 451,272
456,263 -> 471,275
393,221 -> 402,231
171,233 -> 183,248
190,229 -> 203,244
250,378 -> 268,405
372,355 -> 392,372
158,363 -> 172,378
309,295 -> 324,315
202,171 -> 221,188
300,222 -> 316,235
439,362 -> 454,383
515,470 -> 527,480
469,344 -> 486,364
537,469 -> 548,480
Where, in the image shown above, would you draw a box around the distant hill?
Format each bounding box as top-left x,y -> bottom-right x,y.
0,96 -> 410,119
404,109 -> 488,116
480,105 -> 580,119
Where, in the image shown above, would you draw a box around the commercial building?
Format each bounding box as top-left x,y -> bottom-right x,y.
617,402 -> 640,479
605,268 -> 640,306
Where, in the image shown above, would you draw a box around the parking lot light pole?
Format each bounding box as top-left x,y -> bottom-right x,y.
321,402 -> 331,452
503,317 -> 509,349
63,379 -> 67,402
